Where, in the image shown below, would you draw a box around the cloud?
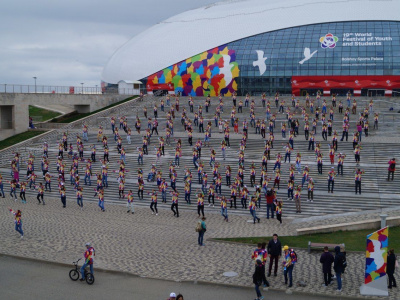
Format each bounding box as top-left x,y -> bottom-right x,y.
0,0 -> 216,87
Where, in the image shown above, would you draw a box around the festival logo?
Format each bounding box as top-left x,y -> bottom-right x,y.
320,33 -> 338,49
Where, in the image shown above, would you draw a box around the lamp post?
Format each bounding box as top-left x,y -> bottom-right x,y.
33,77 -> 37,93
81,83 -> 84,94
95,85 -> 98,94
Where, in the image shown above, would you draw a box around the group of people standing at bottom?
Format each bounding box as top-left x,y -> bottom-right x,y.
251,235 -> 297,300
249,234 -> 384,300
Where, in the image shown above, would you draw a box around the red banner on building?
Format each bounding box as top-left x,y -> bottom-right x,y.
292,76 -> 400,97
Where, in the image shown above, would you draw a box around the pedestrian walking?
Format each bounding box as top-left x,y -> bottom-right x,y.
355,168 -> 364,195
19,182 -> 27,203
282,245 -> 297,288
59,185 -> 67,208
170,190 -> 179,217
327,167 -> 336,193
387,249 -> 397,289
126,190 -> 134,214
196,217 -> 206,246
9,208 -> 23,238
249,197 -> 260,224
276,200 -> 283,224
9,179 -> 18,201
0,174 -> 5,198
267,234 -> 282,277
387,158 -> 396,181
260,242 -> 270,287
76,186 -> 83,209
266,189 -> 274,219
219,196 -> 228,222
252,259 -> 264,300
294,185 -> 301,213
148,190 -> 158,215
95,188 -> 105,212
320,246 -> 334,287
251,244 -> 268,286
333,245 -> 347,292
35,182 -> 45,205
197,191 -> 205,217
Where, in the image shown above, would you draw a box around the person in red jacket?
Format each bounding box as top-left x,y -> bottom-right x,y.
266,189 -> 275,219
387,158 -> 396,181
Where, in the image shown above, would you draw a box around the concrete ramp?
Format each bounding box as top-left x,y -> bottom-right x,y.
0,93 -> 128,140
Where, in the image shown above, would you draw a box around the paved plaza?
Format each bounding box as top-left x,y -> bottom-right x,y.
1,192 -> 399,299
1,95 -> 400,299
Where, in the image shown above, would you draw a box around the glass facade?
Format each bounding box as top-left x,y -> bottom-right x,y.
143,21 -> 400,96
230,21 -> 400,95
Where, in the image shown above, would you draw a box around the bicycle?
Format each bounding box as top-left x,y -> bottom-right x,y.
69,258 -> 95,285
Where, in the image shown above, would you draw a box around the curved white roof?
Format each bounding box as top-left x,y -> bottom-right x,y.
102,0 -> 400,84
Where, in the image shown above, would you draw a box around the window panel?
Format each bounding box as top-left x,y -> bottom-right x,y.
224,21 -> 399,93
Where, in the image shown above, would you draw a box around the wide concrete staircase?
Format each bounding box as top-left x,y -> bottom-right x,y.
1,95 -> 400,217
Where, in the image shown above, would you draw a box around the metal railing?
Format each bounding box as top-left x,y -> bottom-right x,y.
118,88 -> 141,95
0,84 -> 142,95
0,94 -> 159,167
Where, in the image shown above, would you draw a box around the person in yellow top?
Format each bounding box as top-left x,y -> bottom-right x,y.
276,200 -> 283,224
36,182 -> 45,205
218,196 -> 228,222
196,191 -> 205,218
249,197 -> 260,224
9,208 -> 23,238
126,190 -> 134,214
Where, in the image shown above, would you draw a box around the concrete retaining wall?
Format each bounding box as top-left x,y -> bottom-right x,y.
296,216 -> 400,235
0,94 -> 128,140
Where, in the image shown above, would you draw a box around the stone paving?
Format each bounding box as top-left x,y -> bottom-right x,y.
1,95 -> 400,299
1,196 -> 399,299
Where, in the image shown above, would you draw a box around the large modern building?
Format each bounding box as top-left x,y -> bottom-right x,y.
102,0 -> 400,97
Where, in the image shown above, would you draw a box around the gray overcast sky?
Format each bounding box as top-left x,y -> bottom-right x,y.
0,0 -> 217,87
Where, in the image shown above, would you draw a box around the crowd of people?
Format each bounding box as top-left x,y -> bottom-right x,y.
3,92 -> 399,297
3,91 -> 397,238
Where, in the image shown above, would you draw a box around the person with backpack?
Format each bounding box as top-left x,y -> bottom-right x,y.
320,246 -> 334,286
196,217 -> 206,246
387,158 -> 396,181
333,245 -> 346,292
80,242 -> 95,281
252,259 -> 264,300
260,243 -> 270,287
282,245 -> 297,287
251,243 -> 269,287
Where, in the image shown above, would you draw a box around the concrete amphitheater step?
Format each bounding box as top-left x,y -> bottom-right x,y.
1,95 -> 399,218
